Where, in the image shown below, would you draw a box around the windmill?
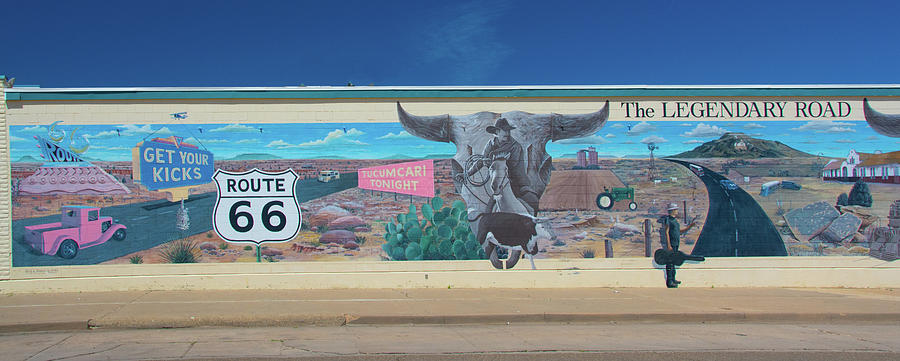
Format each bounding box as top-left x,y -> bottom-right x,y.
647,142 -> 659,181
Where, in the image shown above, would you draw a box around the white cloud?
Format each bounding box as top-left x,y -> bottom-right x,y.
626,121 -> 656,136
641,135 -> 668,144
821,127 -> 856,133
611,123 -> 624,128
622,141 -> 636,144
834,139 -> 856,143
266,140 -> 294,148
683,139 -> 705,144
743,123 -> 765,129
865,136 -> 879,141
680,123 -> 693,127
791,120 -> 856,133
377,131 -> 414,140
21,125 -> 48,133
10,135 -> 27,142
209,123 -> 259,133
682,123 -> 729,137
84,130 -> 120,139
236,139 -> 258,144
297,128 -> 367,147
185,137 -> 228,144
116,124 -> 174,136
92,146 -> 130,151
267,128 -> 367,148
555,135 -> 607,144
605,133 -> 616,138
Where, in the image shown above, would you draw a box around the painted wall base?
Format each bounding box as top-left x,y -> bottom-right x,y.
2,257 -> 898,293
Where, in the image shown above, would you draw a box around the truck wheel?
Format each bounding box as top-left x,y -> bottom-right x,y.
113,228 -> 127,241
57,239 -> 78,259
628,201 -> 638,211
596,193 -> 614,210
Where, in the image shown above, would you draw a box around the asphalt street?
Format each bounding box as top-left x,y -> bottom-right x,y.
11,173 -> 358,266
666,159 -> 786,257
3,324 -> 898,361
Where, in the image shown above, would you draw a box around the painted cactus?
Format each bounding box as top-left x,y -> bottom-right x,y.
382,196 -> 486,261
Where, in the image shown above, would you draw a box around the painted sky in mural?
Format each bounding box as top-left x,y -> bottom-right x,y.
9,120 -> 899,162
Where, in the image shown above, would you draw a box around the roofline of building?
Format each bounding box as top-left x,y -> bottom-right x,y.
5,84 -> 900,101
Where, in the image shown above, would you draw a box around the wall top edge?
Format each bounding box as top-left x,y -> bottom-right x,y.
6,84 -> 900,101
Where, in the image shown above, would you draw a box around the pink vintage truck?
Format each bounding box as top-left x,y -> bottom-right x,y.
24,206 -> 127,259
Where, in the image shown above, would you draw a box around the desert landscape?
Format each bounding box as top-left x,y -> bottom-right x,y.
93,156 -> 713,265
15,131 -> 900,266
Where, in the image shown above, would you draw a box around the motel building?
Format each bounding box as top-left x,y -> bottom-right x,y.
822,149 -> 900,184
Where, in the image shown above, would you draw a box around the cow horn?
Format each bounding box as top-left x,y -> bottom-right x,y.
551,100 -> 609,141
863,98 -> 900,137
397,102 -> 452,143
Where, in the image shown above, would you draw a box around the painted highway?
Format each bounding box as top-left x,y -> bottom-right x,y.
12,173 -> 359,267
666,159 -> 787,257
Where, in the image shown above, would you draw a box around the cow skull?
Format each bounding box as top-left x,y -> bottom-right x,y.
397,101 -> 609,266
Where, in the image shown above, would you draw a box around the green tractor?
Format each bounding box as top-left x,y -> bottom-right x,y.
596,186 -> 637,211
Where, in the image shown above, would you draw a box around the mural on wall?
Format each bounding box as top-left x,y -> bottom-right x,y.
395,102 -> 609,269
8,98 -> 900,267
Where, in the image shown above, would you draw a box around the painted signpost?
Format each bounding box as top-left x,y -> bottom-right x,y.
357,159 -> 434,197
132,136 -> 215,202
212,169 -> 301,262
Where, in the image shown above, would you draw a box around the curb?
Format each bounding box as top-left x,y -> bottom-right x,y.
349,312 -> 900,325
0,321 -> 89,333
6,312 -> 899,332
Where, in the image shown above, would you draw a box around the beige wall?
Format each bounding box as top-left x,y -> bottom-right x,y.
7,96 -> 900,126
1,86 -> 9,281
3,91 -> 900,291
3,257 -> 899,293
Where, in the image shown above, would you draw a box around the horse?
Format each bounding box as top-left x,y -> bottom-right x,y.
483,157 -> 545,269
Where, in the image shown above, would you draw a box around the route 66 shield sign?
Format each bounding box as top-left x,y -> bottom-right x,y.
212,168 -> 301,244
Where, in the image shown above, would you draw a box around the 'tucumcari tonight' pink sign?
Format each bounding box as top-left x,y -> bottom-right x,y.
357,159 -> 434,197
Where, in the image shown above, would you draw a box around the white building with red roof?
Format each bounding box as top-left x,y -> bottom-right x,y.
823,149 -> 900,184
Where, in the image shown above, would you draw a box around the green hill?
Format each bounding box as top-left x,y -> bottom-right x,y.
670,132 -> 815,158
422,154 -> 455,159
14,155 -> 42,163
381,154 -> 417,159
226,153 -> 282,161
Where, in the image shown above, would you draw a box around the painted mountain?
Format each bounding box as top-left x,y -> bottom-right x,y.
671,132 -> 814,158
226,153 -> 283,160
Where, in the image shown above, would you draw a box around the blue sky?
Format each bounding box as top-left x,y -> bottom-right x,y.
10,120 -> 898,161
3,0 -> 900,87
6,1 -> 900,161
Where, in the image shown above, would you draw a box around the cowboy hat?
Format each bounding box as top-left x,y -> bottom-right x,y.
486,118 -> 516,134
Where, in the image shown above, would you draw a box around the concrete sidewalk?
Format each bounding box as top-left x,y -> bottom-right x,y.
1,288 -> 898,332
